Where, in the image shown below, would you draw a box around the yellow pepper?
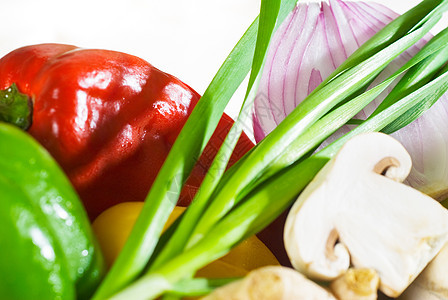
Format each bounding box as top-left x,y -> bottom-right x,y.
92,202 -> 279,278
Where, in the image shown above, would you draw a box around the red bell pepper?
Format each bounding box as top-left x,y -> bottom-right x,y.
0,43 -> 253,219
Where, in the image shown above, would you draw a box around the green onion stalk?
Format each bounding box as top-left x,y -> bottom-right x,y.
93,0 -> 448,299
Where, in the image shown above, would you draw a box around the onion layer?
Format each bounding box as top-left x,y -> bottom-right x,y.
253,0 -> 448,200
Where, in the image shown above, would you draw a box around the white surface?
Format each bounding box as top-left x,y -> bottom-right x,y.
1,0 -> 446,121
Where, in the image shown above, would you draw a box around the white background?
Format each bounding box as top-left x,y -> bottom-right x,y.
1,0 -> 446,123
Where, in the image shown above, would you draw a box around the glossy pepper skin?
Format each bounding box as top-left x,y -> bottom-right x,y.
0,43 -> 254,219
0,123 -> 104,299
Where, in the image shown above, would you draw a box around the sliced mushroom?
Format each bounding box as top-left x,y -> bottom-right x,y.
284,133 -> 448,298
399,242 -> 448,300
331,268 -> 380,300
201,266 -> 336,300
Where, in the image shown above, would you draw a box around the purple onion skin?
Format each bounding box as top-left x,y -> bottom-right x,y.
253,0 -> 448,200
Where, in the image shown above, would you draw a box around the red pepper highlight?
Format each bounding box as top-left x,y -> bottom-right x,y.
0,43 -> 254,219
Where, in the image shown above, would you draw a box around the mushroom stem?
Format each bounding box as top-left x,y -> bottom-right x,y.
326,229 -> 340,262
331,268 -> 380,300
373,157 -> 400,179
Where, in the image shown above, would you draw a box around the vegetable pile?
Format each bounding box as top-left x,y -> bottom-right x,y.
1,0 -> 448,299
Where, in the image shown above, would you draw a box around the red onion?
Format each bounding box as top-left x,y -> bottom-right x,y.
253,0 -> 448,200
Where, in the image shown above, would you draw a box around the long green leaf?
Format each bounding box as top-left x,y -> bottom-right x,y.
165,277 -> 238,298
146,0 -> 297,272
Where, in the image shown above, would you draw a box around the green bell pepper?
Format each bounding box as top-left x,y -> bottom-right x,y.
0,122 -> 104,299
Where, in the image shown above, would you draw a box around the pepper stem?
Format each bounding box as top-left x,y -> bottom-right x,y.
0,84 -> 32,130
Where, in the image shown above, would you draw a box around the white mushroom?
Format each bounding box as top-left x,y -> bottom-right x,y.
399,242 -> 448,300
284,132 -> 448,298
201,266 -> 336,300
330,268 -> 380,300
